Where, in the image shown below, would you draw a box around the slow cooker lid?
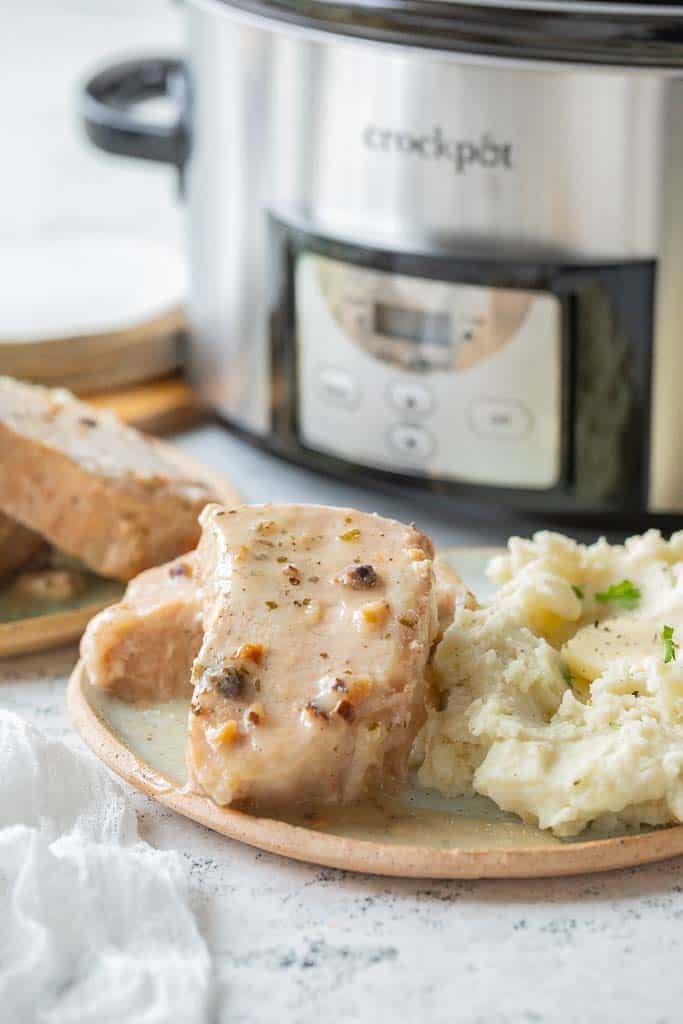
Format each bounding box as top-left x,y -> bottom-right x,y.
218,0 -> 683,66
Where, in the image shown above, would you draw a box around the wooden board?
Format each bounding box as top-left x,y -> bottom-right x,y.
0,438 -> 240,658
0,308 -> 184,396
89,377 -> 205,436
0,236 -> 185,395
66,547 -> 683,879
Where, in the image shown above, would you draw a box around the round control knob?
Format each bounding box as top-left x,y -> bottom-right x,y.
388,382 -> 435,417
387,423 -> 435,461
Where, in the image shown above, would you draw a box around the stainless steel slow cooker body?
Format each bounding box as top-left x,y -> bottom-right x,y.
83,0 -> 683,524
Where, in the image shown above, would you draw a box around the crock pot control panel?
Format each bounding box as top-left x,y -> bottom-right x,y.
295,253 -> 562,489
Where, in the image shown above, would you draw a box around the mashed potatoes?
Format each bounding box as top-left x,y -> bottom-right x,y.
419,530 -> 683,836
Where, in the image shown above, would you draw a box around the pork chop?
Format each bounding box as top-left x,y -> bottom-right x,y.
0,377 -> 216,580
81,555 -> 202,701
0,511 -> 45,579
187,503 -> 438,809
81,535 -> 465,710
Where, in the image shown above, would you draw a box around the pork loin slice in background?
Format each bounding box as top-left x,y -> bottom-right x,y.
0,377 -> 216,580
81,555 -> 202,702
0,511 -> 45,579
188,503 -> 438,810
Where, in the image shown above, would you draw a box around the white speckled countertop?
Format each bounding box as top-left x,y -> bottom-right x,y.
5,636 -> 683,1024
5,2 -> 683,1020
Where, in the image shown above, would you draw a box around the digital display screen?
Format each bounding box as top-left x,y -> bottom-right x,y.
373,303 -> 451,347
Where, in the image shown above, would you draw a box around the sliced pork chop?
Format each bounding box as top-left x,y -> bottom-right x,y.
188,503 -> 438,810
81,555 -> 202,701
0,377 -> 216,580
81,543 -> 465,707
0,511 -> 45,579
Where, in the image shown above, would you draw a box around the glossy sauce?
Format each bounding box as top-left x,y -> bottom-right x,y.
86,681 -> 566,849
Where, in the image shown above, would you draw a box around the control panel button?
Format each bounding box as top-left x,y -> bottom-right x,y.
467,399 -> 532,440
388,423 -> 435,461
388,382 -> 435,417
316,366 -> 359,409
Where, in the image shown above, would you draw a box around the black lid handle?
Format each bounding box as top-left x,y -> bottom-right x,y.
81,57 -> 188,167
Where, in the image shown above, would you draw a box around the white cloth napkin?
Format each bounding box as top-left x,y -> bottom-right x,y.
0,710 -> 211,1023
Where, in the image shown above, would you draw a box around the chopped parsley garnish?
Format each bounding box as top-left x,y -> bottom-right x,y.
594,579 -> 641,610
571,584 -> 584,600
662,624 -> 678,664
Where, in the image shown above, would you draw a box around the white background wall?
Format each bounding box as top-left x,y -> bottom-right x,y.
1,0 -> 183,252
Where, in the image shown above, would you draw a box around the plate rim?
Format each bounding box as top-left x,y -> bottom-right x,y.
0,600 -> 120,658
68,660 -> 683,880
0,437 -> 240,658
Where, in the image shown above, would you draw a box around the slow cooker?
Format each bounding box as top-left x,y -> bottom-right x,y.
82,0 -> 683,524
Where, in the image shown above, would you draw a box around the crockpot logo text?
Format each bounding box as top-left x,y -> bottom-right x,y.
363,125 -> 513,174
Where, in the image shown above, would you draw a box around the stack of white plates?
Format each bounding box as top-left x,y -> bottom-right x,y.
0,235 -> 186,394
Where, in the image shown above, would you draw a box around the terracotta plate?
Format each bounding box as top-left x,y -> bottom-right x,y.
68,547 -> 683,879
0,439 -> 240,657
